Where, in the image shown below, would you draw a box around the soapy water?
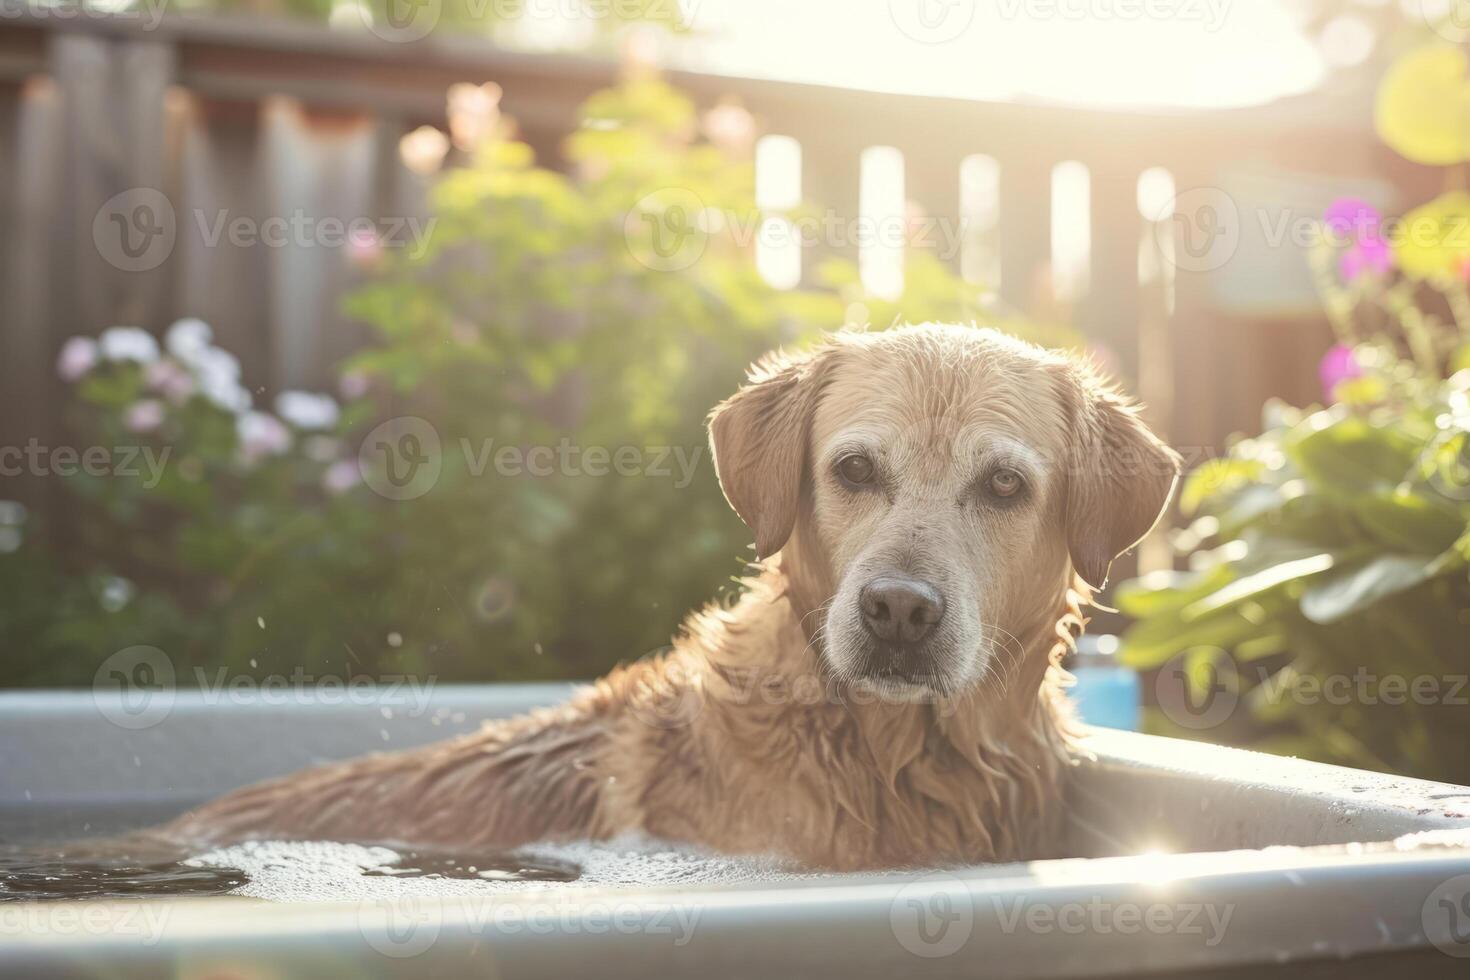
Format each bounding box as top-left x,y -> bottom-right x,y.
0,836 -> 818,902
0,846 -> 249,901
196,837 -> 818,902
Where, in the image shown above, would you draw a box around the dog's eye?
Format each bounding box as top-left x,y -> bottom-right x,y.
988,468 -> 1024,498
836,454 -> 876,487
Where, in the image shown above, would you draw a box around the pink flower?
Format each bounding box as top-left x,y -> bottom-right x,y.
322,458 -> 362,495
57,337 -> 98,382
399,126 -> 450,177
702,102 -> 756,155
447,82 -> 502,151
1319,344 -> 1363,400
124,399 -> 166,434
339,370 -> 371,401
346,226 -> 383,270
236,411 -> 292,465
145,359 -> 195,404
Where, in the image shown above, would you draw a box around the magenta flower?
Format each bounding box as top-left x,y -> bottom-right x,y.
1324,198 -> 1380,239
1324,197 -> 1392,282
1339,239 -> 1393,281
1319,344 -> 1363,400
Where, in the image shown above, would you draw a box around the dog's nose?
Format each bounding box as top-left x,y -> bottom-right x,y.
860,576 -> 944,645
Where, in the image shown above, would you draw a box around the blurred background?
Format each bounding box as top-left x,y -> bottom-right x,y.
2,0 -> 1469,781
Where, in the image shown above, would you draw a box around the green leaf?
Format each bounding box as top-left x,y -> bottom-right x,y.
1353,491 -> 1465,554
1183,552 -> 1337,618
1180,458 -> 1266,515
1286,414 -> 1420,493
1299,554 -> 1446,624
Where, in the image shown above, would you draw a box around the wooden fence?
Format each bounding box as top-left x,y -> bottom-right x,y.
0,7 -> 1429,518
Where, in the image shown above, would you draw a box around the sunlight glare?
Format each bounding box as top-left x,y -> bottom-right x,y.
674,0 -> 1326,110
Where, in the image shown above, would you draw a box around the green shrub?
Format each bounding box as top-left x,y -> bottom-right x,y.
1118,369 -> 1470,782
1118,42 -> 1470,783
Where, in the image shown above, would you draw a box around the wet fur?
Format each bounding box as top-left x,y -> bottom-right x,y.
166,325 -> 1178,871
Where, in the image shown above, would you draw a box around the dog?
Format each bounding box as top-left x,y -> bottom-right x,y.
166,324 -> 1179,870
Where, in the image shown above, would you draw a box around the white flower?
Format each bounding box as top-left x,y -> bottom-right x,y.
201,377 -> 251,414
236,411 -> 292,463
98,327 -> 159,364
165,318 -> 214,366
57,337 -> 99,382
196,345 -> 240,383
124,400 -> 166,434
275,391 -> 340,431
196,347 -> 250,414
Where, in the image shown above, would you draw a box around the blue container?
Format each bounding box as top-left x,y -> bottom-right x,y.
1068,634 -> 1140,730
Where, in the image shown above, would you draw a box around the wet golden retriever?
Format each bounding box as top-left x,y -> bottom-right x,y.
168,324 -> 1179,870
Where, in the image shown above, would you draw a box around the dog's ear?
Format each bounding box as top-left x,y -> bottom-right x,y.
1052,361 -> 1181,590
708,345 -> 831,560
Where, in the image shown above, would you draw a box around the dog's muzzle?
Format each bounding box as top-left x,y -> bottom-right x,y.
856,573 -> 945,685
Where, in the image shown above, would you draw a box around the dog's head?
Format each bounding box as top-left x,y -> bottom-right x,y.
709,324 -> 1179,701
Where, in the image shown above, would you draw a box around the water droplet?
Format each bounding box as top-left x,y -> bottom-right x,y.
99,577 -> 134,613
472,577 -> 516,624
